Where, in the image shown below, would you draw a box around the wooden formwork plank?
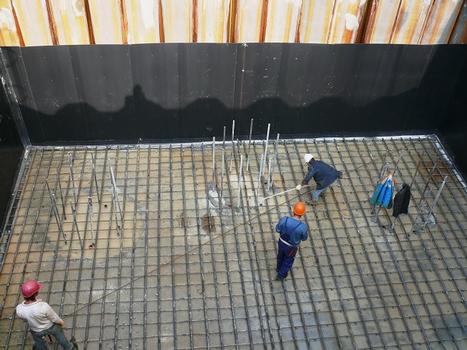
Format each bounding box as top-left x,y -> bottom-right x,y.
49,0 -> 90,45
233,0 -> 264,42
449,0 -> 467,43
390,0 -> 433,44
87,0 -> 124,44
421,0 -> 464,44
264,0 -> 302,43
363,0 -> 401,43
11,0 -> 52,46
298,0 -> 335,43
160,0 -> 193,43
0,0 -> 20,46
327,0 -> 368,43
196,0 -> 230,43
124,0 -> 160,44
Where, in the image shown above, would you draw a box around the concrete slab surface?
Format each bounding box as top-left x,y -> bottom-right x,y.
0,136 -> 466,349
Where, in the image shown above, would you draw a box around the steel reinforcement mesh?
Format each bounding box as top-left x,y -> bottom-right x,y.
0,136 -> 466,349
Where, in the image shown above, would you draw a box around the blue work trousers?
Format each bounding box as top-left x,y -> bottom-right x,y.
276,240 -> 298,278
31,324 -> 73,350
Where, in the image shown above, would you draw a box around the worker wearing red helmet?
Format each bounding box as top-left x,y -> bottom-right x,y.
274,202 -> 308,281
16,280 -> 77,349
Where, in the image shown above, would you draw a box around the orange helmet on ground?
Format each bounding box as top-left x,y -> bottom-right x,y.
293,202 -> 306,216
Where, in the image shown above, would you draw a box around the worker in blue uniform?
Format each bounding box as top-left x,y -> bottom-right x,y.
275,202 -> 308,281
296,153 -> 342,203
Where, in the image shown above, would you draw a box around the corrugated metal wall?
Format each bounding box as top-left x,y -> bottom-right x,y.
0,0 -> 466,46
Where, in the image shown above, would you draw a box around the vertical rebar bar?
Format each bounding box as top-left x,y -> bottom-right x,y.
267,133 -> 280,192
212,137 -> 216,182
91,154 -> 100,204
258,123 -> 270,182
256,153 -> 264,195
68,152 -> 77,207
46,180 -> 67,244
220,148 -> 225,209
266,155 -> 272,192
246,118 -> 254,171
409,160 -> 421,188
427,175 -> 448,217
57,176 -> 67,221
229,120 -> 235,171
237,154 -> 243,207
109,165 -> 123,234
87,196 -> 95,243
70,202 -> 83,250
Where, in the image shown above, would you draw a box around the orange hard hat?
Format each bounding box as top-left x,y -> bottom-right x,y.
293,202 -> 306,216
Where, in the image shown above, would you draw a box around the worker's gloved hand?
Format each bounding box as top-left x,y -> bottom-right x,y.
295,184 -> 302,191
301,180 -> 307,186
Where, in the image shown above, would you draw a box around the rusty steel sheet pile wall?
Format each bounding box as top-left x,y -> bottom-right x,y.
0,0 -> 466,46
1,43 -> 466,145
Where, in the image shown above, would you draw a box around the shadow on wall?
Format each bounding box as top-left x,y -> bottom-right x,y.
21,84 -> 441,144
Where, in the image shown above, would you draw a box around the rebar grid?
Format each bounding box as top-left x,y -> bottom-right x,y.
0,136 -> 466,349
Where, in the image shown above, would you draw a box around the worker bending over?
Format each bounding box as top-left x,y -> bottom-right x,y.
16,280 -> 77,350
297,153 -> 342,203
275,202 -> 308,281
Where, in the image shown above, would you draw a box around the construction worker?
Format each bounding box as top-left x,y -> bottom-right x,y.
296,153 -> 342,203
275,202 -> 308,281
16,280 -> 77,350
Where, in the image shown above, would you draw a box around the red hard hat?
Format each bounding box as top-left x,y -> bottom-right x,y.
21,280 -> 42,298
293,202 -> 306,216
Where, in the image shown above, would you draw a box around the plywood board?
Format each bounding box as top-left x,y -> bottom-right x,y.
11,0 -> 52,46
298,0 -> 335,43
234,0 -> 264,42
0,0 -> 20,46
391,0 -> 433,44
328,0 -> 368,43
264,0 -> 302,42
49,0 -> 90,45
161,0 -> 193,43
124,0 -> 160,44
196,0 -> 230,42
363,0 -> 401,43
421,0 -> 463,44
88,0 -> 124,44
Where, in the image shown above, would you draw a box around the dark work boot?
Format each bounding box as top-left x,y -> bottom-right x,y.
70,336 -> 79,349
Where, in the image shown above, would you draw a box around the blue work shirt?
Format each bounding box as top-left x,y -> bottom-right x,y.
304,160 -> 341,190
275,217 -> 308,247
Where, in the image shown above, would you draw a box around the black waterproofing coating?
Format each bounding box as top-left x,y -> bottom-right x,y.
392,184 -> 411,218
